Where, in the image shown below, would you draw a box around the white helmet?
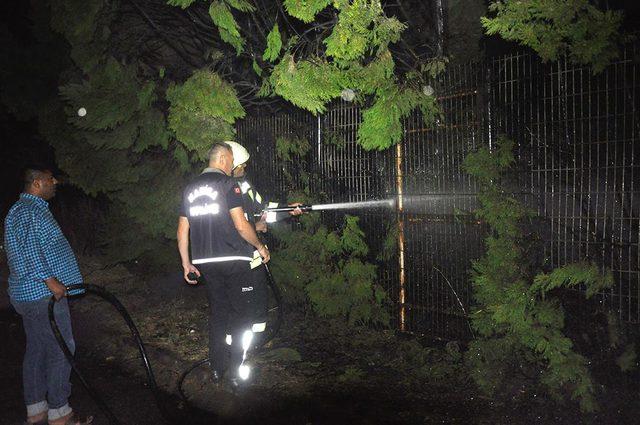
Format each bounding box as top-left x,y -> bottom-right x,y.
224,141 -> 250,169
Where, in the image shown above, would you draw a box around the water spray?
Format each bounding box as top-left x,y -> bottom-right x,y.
260,194 -> 478,217
260,198 -> 396,215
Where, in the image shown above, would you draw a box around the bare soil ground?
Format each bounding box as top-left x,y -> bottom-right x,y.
2,257 -> 638,424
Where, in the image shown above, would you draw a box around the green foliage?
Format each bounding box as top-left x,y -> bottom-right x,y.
40,75 -> 184,265
324,0 -> 404,65
266,2 -> 441,151
167,0 -> 254,54
463,136 -> 515,184
56,58 -> 173,196
358,84 -> 440,150
463,136 -> 614,412
270,215 -> 390,326
420,57 -> 449,79
270,52 -> 441,151
256,78 -> 273,98
166,0 -> 197,8
274,133 -> 316,200
482,0 -> 624,74
224,0 -> 255,12
166,69 -> 244,159
136,109 -> 171,152
323,130 -> 347,149
252,59 -> 263,77
357,86 -> 406,150
377,222 -> 398,262
531,263 -> 614,299
275,135 -> 310,162
370,13 -> 406,55
282,0 -> 332,23
263,24 -> 282,63
270,55 -> 345,114
348,50 -> 396,96
209,1 -> 245,54
60,58 -> 152,131
275,135 -> 312,195
341,215 -> 368,257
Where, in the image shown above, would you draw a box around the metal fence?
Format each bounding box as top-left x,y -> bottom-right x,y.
236,46 -> 640,340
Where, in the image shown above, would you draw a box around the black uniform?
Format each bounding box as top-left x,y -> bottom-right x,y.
181,168 -> 267,375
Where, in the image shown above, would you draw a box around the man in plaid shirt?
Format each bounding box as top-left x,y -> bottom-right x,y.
4,167 -> 92,425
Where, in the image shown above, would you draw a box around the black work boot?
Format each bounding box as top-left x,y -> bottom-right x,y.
222,369 -> 248,394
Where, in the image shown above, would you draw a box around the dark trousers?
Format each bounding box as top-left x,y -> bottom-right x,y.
11,297 -> 75,410
199,261 -> 267,375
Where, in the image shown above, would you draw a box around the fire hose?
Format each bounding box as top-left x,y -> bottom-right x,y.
46,201 -> 393,423
48,264 -> 283,425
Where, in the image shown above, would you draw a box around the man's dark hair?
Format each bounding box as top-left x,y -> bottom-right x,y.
207,142 -> 232,162
23,167 -> 52,190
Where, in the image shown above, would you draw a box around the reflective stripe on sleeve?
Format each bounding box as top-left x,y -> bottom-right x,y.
239,181 -> 251,194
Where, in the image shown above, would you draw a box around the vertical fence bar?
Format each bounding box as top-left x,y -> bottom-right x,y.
395,140 -> 406,332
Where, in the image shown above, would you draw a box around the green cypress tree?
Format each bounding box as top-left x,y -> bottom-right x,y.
463,137 -> 614,412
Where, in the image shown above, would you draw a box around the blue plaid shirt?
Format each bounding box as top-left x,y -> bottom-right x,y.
4,193 -> 83,302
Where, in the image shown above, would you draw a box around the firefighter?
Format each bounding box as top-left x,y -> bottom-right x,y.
224,140 -> 303,232
177,142 -> 269,387
223,141 -> 303,351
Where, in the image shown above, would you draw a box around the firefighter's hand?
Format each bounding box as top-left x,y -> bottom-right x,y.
288,202 -> 303,216
45,277 -> 67,301
183,264 -> 200,285
255,219 -> 268,233
258,244 -> 270,263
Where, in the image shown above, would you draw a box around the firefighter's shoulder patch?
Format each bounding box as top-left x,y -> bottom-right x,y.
234,187 -> 241,194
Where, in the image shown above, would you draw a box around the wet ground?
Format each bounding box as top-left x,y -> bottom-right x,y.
1,258 -> 639,424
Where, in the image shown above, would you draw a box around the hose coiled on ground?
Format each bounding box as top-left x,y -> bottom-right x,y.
48,264 -> 283,424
